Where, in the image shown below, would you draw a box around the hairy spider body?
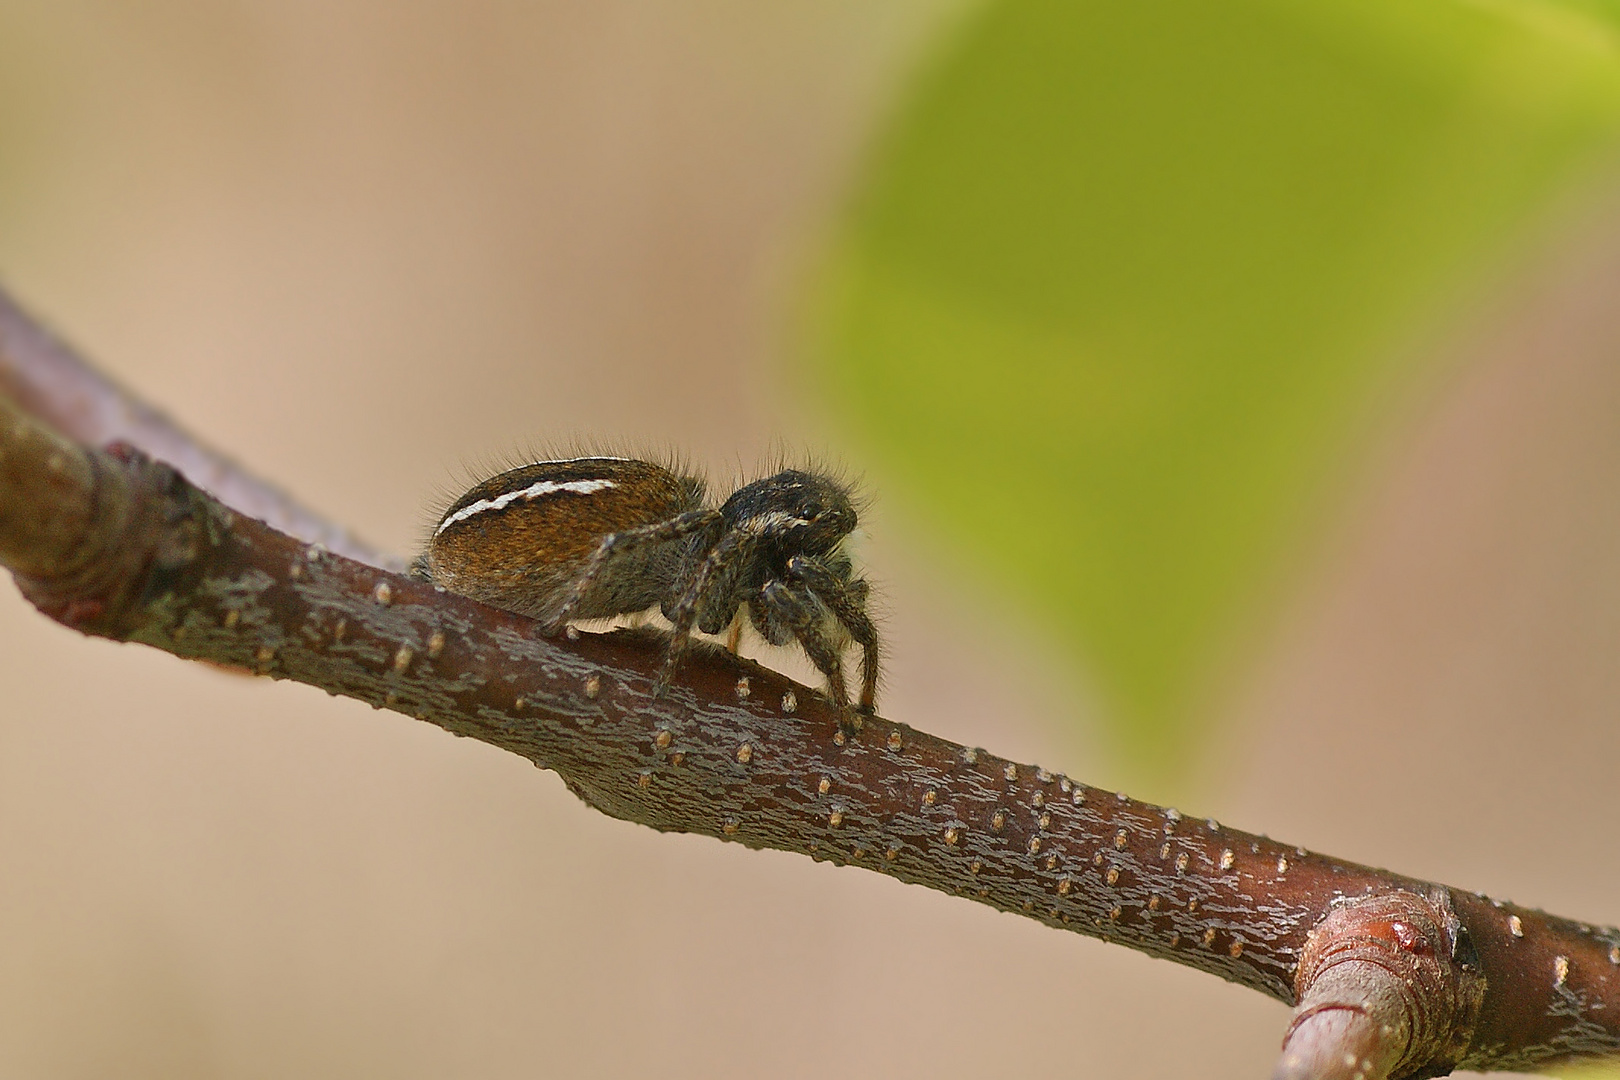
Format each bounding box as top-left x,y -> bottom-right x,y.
419,456 -> 880,718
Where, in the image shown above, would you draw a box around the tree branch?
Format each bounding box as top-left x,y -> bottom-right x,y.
1,287 -> 1616,1078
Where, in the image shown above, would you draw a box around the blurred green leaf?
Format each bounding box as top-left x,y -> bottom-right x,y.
812,0 -> 1620,772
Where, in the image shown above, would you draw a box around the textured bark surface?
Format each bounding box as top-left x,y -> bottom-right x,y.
3,387 -> 1617,1073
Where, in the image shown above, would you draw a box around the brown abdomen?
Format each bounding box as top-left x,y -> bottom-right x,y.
423,457 -> 700,623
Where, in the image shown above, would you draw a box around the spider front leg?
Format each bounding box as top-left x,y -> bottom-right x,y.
756,579 -> 862,734
654,529 -> 757,697
785,553 -> 880,714
553,509 -> 720,627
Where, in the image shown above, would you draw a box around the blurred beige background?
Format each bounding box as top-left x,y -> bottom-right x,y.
0,3 -> 1616,1077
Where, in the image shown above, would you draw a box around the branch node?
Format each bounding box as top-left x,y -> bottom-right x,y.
1276,891 -> 1484,1080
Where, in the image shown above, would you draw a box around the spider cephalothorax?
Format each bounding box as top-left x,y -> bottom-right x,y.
418,456 -> 880,719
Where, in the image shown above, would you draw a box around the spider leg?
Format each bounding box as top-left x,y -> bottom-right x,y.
747,588 -> 796,647
785,554 -> 880,714
757,579 -> 860,732
655,529 -> 758,697
554,509 -> 720,627
695,562 -> 747,637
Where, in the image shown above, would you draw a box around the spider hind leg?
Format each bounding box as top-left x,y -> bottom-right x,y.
554,509 -> 720,627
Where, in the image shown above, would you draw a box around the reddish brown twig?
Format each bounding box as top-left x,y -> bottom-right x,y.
1,291 -> 1617,1077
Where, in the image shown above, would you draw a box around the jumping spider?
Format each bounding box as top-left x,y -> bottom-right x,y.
418,456 -> 880,720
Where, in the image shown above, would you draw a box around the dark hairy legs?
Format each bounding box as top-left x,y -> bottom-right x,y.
757,579 -> 851,713
558,516 -> 877,719
655,528 -> 757,697
785,553 -> 879,713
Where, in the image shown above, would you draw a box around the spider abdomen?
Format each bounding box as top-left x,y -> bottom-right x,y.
423,457 -> 704,624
